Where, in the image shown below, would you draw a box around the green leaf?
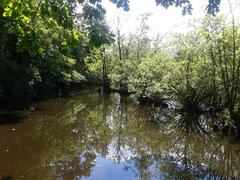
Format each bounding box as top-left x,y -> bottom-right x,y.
3,12 -> 8,17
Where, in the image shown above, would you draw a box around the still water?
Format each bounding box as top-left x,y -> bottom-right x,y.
0,90 -> 240,179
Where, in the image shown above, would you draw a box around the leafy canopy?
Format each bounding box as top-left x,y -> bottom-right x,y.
111,0 -> 222,15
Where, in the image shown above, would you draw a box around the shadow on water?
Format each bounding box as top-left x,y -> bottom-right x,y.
0,113 -> 26,124
1,176 -> 13,180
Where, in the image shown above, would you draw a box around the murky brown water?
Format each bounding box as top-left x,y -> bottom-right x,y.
0,90 -> 240,179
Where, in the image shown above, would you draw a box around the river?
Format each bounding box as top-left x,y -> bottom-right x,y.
0,90 -> 239,179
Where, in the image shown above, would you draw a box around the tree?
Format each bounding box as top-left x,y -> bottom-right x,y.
110,0 -> 222,15
0,0 -> 114,99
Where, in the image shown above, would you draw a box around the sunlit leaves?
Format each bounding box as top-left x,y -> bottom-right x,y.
0,0 -> 95,97
73,31 -> 79,40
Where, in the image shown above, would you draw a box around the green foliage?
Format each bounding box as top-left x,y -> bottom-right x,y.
85,48 -> 104,79
111,0 -> 222,15
123,54 -> 167,97
0,0 -> 113,98
163,31 -> 214,108
1,0 -> 240,132
107,13 -> 240,118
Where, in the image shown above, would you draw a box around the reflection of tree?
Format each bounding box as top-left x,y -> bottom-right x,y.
108,94 -> 167,179
29,92 -> 113,179
46,94 -> 240,179
1,91 -> 240,179
114,95 -> 128,163
55,152 -> 96,179
205,137 -> 240,179
156,114 -> 240,179
158,114 -> 211,178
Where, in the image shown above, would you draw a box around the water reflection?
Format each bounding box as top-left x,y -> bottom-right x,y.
0,113 -> 26,124
0,90 -> 240,179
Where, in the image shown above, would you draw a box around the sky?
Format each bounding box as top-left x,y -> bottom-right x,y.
101,0 -> 240,36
